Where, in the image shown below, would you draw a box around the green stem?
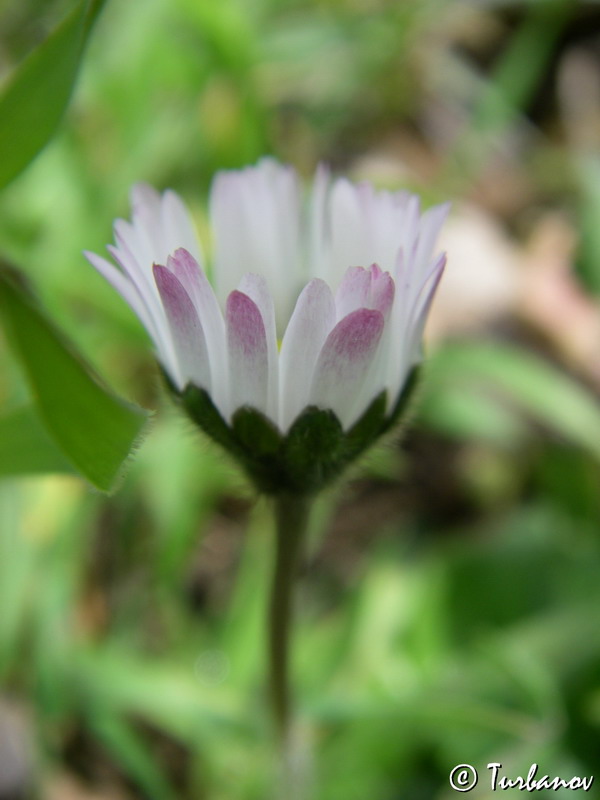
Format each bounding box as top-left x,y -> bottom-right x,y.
268,493 -> 311,748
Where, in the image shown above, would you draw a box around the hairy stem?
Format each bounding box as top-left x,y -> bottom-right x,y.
268,493 -> 311,749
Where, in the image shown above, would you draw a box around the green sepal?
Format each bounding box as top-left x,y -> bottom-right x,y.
231,406 -> 284,492
232,406 -> 282,456
382,365 -> 421,434
173,366 -> 422,495
180,384 -> 242,459
282,407 -> 345,493
345,390 -> 388,458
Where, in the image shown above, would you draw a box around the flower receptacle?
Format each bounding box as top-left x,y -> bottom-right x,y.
174,366 -> 420,495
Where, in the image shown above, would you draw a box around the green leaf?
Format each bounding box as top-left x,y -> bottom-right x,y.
0,265 -> 149,492
0,406 -> 76,477
74,646 -> 240,743
0,484 -> 38,680
426,341 -> 600,460
575,154 -> 600,295
0,0 -> 106,189
89,713 -> 177,800
417,381 -> 528,445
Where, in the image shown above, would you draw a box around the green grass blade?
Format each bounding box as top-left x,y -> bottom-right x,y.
426,341 -> 600,461
89,713 -> 177,800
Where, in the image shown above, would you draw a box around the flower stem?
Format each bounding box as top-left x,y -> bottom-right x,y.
269,493 -> 311,750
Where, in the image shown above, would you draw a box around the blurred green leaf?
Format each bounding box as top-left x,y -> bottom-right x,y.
0,265 -> 149,492
418,381 -> 528,445
575,154 -> 600,295
0,483 -> 37,679
426,341 -> 600,460
0,406 -> 76,477
476,0 -> 570,129
75,646 -> 240,744
0,0 -> 106,189
449,0 -> 572,184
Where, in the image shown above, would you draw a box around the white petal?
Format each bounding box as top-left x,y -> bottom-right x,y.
161,190 -> 204,267
107,239 -> 171,351
328,178 -> 370,286
307,163 -> 331,280
84,250 -> 158,343
112,221 -> 161,307
210,161 -> 302,329
387,253 -> 446,402
414,201 -> 451,277
406,253 -> 447,363
118,185 -> 202,277
85,250 -> 178,377
129,183 -> 167,264
279,278 -> 335,431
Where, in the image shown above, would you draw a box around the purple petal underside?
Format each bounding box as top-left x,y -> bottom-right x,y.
310,307 -> 384,428
153,264 -> 211,391
226,290 -> 269,416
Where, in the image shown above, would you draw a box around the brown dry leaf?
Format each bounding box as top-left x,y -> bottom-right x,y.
427,203 -> 522,341
519,213 -> 600,386
45,773 -> 131,800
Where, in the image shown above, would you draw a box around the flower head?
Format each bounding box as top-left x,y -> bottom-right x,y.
85,158 -> 447,493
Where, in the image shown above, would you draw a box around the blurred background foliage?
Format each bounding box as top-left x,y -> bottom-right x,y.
1,0 -> 600,797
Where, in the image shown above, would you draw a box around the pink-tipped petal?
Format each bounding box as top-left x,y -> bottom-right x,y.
153,264 -> 211,391
335,267 -> 371,319
368,264 -> 395,318
167,248 -> 228,408
335,265 -> 395,321
238,274 -> 279,419
226,290 -> 269,416
310,308 -> 384,428
279,278 -> 336,431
